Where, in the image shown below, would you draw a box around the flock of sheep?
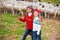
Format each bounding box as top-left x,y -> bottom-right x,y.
0,1 -> 60,18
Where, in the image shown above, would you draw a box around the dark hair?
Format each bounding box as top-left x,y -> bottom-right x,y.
24,7 -> 34,16
27,5 -> 33,10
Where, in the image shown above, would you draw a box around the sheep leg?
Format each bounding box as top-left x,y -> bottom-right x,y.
4,8 -> 7,14
11,8 -> 14,15
54,10 -> 57,19
45,11 -> 47,18
4,8 -> 6,14
0,7 -> 1,13
19,9 -> 23,17
47,13 -> 50,18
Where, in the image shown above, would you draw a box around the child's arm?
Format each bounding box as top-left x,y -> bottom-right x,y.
39,17 -> 42,22
37,25 -> 41,35
39,14 -> 42,21
18,16 -> 26,22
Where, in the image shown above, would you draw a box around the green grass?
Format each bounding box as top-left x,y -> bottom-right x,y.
0,13 -> 26,35
0,13 -> 60,40
42,0 -> 60,4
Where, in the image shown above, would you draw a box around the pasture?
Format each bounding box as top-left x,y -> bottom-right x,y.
0,13 -> 60,40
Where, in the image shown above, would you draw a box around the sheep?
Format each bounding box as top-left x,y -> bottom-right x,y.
1,1 -> 60,19
12,2 -> 26,16
38,2 -> 58,18
0,0 -> 4,13
2,2 -> 14,15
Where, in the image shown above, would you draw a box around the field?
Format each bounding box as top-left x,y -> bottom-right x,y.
41,0 -> 60,4
0,13 -> 60,40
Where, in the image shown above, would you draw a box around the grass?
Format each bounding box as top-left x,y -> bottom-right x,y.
41,0 -> 60,4
0,13 -> 25,35
0,13 -> 60,40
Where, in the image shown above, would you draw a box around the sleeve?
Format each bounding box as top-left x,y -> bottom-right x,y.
37,25 -> 41,35
19,16 -> 26,22
39,18 -> 42,21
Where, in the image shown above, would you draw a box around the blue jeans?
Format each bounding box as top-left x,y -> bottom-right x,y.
33,31 -> 41,40
22,29 -> 33,40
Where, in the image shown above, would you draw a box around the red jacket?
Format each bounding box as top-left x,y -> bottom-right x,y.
19,15 -> 33,30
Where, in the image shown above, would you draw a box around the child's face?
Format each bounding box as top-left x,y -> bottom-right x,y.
27,8 -> 32,12
34,11 -> 39,17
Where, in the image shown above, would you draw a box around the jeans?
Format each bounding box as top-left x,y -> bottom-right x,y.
22,29 -> 33,40
33,31 -> 41,40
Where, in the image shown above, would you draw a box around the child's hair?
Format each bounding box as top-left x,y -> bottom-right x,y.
24,8 -> 33,16
24,5 -> 33,16
24,6 -> 34,20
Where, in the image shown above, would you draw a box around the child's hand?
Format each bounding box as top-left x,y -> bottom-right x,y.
39,18 -> 42,21
17,16 -> 20,19
17,16 -> 24,19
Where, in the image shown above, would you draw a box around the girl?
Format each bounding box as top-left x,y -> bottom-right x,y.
33,9 -> 42,40
19,6 -> 33,40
